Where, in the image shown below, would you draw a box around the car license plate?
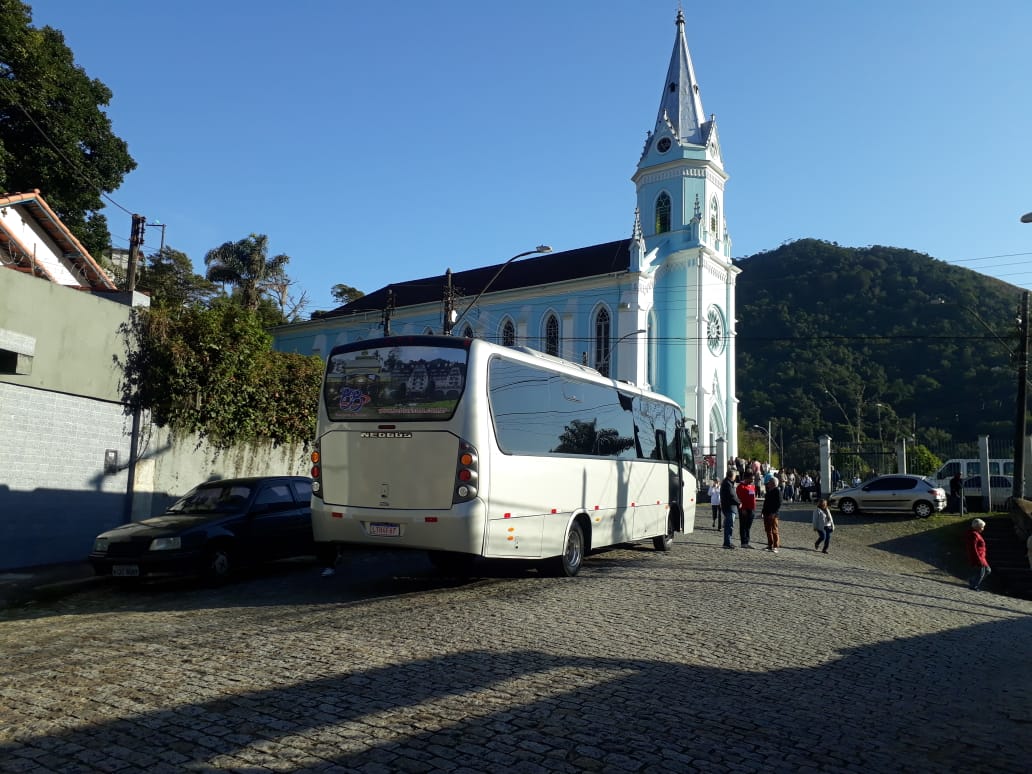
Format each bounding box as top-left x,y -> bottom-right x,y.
112,565 -> 140,577
368,522 -> 400,537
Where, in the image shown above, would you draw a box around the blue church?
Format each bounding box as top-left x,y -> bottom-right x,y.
273,11 -> 740,461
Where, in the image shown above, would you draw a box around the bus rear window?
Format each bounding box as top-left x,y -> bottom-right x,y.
323,344 -> 468,422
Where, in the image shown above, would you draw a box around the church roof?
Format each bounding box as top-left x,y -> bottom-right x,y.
317,239 -> 631,319
655,9 -> 707,146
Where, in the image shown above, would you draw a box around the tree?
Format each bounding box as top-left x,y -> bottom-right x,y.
137,247 -> 217,309
0,0 -> 136,259
118,303 -> 323,448
203,233 -> 289,311
331,283 -> 365,306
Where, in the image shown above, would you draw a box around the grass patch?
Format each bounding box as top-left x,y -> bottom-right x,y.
868,511 -> 1006,578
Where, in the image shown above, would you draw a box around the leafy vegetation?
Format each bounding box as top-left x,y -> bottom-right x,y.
118,302 -> 324,449
0,0 -> 136,258
735,239 -> 1024,467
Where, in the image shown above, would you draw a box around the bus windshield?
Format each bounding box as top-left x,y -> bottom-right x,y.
323,342 -> 469,422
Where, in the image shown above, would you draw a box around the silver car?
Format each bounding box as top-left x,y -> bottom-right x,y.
829,474 -> 946,518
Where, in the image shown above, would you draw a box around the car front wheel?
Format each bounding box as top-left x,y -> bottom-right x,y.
913,501 -> 933,518
838,498 -> 858,515
202,545 -> 232,584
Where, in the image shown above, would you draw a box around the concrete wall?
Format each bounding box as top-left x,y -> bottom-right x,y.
0,269 -> 310,571
0,382 -> 132,568
0,384 -> 309,570
0,268 -> 138,400
128,425 -> 309,521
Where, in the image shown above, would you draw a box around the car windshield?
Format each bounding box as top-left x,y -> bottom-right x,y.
167,483 -> 253,513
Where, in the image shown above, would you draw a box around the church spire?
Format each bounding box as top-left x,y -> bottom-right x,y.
655,9 -> 706,145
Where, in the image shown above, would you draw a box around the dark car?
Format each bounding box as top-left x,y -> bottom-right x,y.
90,476 -> 314,582
828,474 -> 946,518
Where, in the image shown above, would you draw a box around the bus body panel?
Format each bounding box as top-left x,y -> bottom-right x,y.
319,429 -> 458,509
311,497 -> 488,554
481,454 -> 672,558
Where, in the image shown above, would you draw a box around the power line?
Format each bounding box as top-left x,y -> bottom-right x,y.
0,83 -> 134,216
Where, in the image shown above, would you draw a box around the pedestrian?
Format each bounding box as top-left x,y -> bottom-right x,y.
800,472 -> 814,502
317,543 -> 342,577
736,473 -> 757,548
719,468 -> 740,549
949,472 -> 963,513
708,477 -> 722,529
965,518 -> 991,591
812,498 -> 834,553
761,476 -> 782,553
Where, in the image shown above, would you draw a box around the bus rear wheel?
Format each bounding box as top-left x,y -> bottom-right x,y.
549,521 -> 585,577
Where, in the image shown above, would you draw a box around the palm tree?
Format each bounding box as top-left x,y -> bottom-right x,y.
203,234 -> 290,310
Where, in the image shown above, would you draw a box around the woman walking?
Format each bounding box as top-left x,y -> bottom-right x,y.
761,477 -> 781,553
812,498 -> 835,553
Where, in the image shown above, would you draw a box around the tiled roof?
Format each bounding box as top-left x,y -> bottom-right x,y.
0,190 -> 117,291
318,239 -> 631,319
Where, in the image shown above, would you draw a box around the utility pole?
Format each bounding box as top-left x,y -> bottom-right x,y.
442,269 -> 456,335
126,214 -> 146,291
1013,290 -> 1029,499
381,288 -> 395,336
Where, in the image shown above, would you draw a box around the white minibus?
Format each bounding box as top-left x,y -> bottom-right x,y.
309,335 -> 696,576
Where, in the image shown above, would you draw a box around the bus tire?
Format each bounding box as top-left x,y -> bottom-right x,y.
653,530 -> 674,552
550,521 -> 585,577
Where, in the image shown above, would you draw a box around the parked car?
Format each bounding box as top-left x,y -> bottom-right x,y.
90,476 -> 314,583
962,475 -> 1014,509
828,474 -> 946,518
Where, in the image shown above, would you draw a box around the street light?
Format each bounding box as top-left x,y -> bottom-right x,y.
751,423 -> 776,465
597,329 -> 646,376
1021,212 -> 1032,223
146,220 -> 167,255
450,245 -> 552,332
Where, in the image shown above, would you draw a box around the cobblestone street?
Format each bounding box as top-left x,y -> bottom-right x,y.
2,504 -> 1030,773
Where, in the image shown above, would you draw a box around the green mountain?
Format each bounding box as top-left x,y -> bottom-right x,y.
734,239 -> 1024,465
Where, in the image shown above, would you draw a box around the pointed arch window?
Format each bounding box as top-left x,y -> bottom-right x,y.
544,314 -> 559,356
594,307 -> 611,376
655,192 -> 671,234
501,319 -> 516,347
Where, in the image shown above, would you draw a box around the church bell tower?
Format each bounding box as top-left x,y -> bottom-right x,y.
631,9 -> 740,460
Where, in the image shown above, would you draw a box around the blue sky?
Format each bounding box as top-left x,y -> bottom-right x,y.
23,0 -> 1032,314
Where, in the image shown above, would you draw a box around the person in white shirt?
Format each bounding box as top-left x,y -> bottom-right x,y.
812,499 -> 835,553
708,478 -> 722,529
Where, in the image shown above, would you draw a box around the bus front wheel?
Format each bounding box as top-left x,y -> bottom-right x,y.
550,521 -> 585,577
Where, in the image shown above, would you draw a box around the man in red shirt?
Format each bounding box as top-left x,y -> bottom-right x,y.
965,518 -> 991,591
735,473 -> 758,548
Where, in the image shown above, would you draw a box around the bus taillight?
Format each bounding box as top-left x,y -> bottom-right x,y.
454,440 -> 479,503
311,446 -> 323,498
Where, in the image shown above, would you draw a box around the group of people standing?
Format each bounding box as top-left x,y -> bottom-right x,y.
708,468 -> 783,553
707,468 -> 836,555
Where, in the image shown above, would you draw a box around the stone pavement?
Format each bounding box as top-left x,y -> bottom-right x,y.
1,504 -> 1030,773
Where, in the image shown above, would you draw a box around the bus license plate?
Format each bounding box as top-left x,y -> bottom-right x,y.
369,522 -> 400,537
112,565 -> 140,577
